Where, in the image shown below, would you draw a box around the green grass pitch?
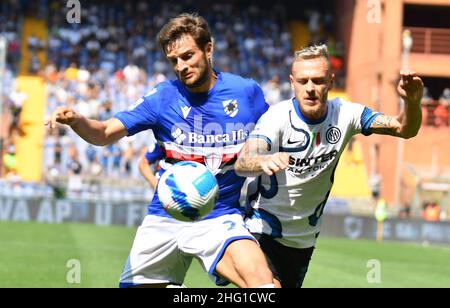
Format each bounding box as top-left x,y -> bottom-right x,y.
0,221 -> 449,288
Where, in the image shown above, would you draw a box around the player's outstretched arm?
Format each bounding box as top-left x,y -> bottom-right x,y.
45,106 -> 128,146
369,71 -> 423,139
235,139 -> 289,177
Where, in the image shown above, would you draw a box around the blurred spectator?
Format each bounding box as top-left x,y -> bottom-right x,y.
111,145 -> 123,176
8,84 -> 27,138
67,143 -> 82,176
3,144 -> 17,178
98,100 -> 113,121
263,75 -> 282,105
329,52 -> 343,73
29,53 -> 41,74
123,62 -> 140,84
439,87 -> 450,105
370,173 -> 382,200
399,203 -> 411,219
101,146 -> 112,176
374,197 -> 388,222
77,66 -> 90,83
421,87 -> 433,126
122,141 -> 135,177
85,145 -> 96,169
328,39 -> 344,88
422,202 -> 441,222
54,140 -> 62,167
27,35 -> 39,52
436,87 -> 450,127
433,102 -> 449,127
65,62 -> 79,81
308,10 -> 321,38
422,87 -> 433,105
66,143 -> 83,195
89,157 -> 103,177
7,37 -> 20,69
44,62 -> 60,84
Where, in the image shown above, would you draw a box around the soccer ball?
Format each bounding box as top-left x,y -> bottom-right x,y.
157,161 -> 219,222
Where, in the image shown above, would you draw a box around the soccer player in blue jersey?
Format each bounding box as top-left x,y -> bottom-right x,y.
138,143 -> 163,190
234,44 -> 423,288
47,13 -> 274,288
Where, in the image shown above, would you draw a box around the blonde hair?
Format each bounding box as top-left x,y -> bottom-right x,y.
294,44 -> 331,68
294,44 -> 331,72
295,44 -> 329,61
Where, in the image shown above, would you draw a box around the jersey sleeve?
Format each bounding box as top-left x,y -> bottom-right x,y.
114,87 -> 161,136
360,106 -> 382,136
345,101 -> 380,136
145,143 -> 164,164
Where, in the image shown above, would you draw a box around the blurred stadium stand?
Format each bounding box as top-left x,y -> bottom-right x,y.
0,0 -> 343,179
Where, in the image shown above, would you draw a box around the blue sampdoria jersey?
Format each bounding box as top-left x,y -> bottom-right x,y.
115,70 -> 268,219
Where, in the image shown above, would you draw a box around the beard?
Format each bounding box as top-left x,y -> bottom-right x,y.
178,55 -> 211,90
299,93 -> 329,120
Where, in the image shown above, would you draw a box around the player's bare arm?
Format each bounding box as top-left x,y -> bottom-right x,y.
369,71 -> 423,138
46,106 -> 128,146
138,154 -> 158,189
235,139 -> 289,177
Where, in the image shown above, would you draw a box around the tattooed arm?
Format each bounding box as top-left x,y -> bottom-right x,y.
369,114 -> 403,137
234,138 -> 290,177
369,71 -> 423,138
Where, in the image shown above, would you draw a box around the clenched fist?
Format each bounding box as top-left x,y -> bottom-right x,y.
398,70 -> 424,105
45,106 -> 82,129
260,152 -> 290,176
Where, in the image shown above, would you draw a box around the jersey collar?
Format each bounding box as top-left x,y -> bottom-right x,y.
176,68 -> 222,101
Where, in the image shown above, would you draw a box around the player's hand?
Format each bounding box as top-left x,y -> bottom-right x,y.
45,106 -> 81,129
397,70 -> 424,105
260,152 -> 290,176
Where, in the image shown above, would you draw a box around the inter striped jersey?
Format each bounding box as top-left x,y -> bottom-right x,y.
245,97 -> 379,248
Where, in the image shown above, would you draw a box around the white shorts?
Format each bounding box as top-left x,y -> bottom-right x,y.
119,213 -> 256,287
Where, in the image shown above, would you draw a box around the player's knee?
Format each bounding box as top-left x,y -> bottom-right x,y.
221,239 -> 273,287
236,259 -> 273,287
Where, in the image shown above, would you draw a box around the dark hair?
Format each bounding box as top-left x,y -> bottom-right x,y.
157,13 -> 212,54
